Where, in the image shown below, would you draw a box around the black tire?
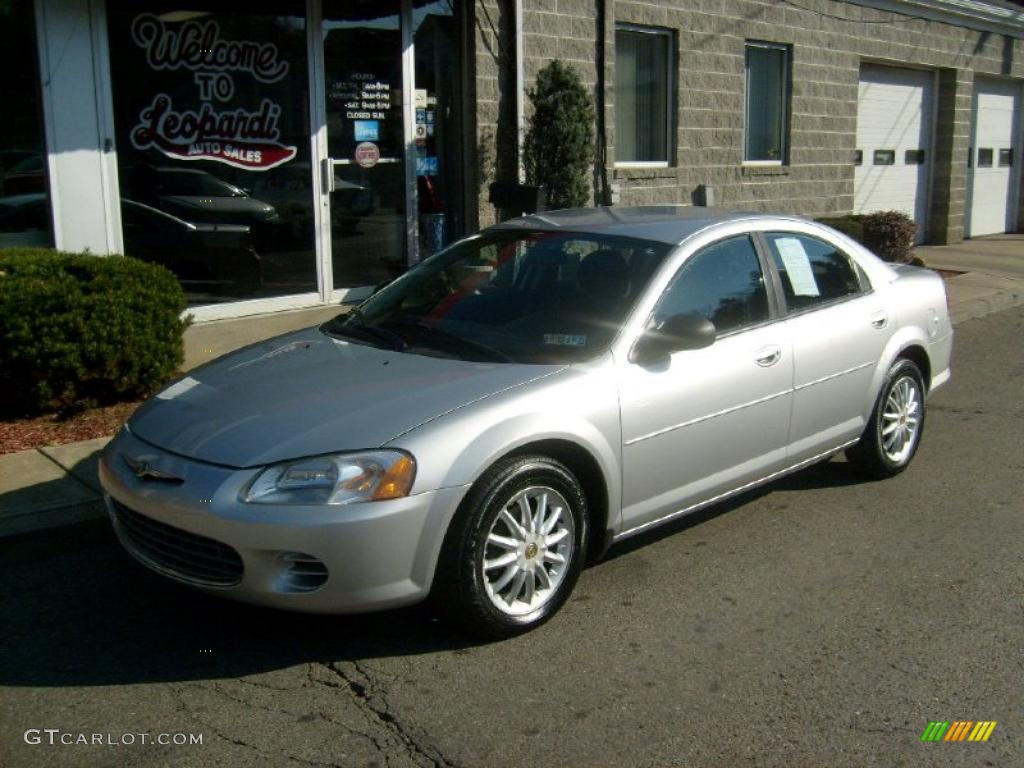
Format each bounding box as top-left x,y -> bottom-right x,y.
433,455 -> 588,640
846,358 -> 926,479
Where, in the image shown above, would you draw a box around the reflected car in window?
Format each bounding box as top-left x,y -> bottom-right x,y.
99,207 -> 953,638
0,192 -> 50,247
120,165 -> 279,229
121,199 -> 261,297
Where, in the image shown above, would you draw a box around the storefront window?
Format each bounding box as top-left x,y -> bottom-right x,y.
414,0 -> 463,257
107,1 -> 315,305
0,0 -> 53,248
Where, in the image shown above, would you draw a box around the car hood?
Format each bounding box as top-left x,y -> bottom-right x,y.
129,327 -> 562,468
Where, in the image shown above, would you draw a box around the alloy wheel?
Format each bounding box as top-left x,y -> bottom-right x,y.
481,486 -> 575,617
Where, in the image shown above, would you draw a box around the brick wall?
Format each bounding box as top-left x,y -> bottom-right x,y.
473,0 -> 1024,244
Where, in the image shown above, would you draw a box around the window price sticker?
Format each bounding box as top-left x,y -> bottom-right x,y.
774,237 -> 820,297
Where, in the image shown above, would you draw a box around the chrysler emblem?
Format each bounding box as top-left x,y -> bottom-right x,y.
123,454 -> 183,483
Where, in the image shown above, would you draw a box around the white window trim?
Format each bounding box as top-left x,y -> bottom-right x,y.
614,22 -> 675,168
615,161 -> 671,169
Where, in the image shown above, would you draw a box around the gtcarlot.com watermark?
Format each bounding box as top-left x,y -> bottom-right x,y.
24,729 -> 203,746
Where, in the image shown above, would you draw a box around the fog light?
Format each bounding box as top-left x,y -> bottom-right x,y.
276,552 -> 328,593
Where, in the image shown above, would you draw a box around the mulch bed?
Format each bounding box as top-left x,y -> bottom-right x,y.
0,400 -> 144,455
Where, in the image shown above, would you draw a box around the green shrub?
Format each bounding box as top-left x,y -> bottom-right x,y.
0,248 -> 188,417
860,210 -> 918,264
523,60 -> 595,209
816,214 -> 865,244
816,210 -> 917,263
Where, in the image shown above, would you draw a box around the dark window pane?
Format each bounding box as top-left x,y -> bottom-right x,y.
654,235 -> 769,334
873,150 -> 895,166
977,148 -> 993,167
904,149 -> 925,165
998,148 -> 1012,167
744,43 -> 788,162
615,28 -> 672,163
414,0 -> 463,258
765,233 -> 862,312
853,150 -> 863,166
0,0 -> 53,248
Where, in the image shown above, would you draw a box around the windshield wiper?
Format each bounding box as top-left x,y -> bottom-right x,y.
322,310 -> 407,351
380,319 -> 513,362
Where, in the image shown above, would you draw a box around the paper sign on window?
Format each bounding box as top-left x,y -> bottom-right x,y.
774,238 -> 820,297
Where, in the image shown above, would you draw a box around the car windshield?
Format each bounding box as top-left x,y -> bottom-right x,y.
322,229 -> 673,364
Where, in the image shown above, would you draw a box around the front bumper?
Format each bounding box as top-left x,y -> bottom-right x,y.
99,429 -> 469,614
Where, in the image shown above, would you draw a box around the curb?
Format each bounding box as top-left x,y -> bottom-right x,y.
948,286 -> 1024,326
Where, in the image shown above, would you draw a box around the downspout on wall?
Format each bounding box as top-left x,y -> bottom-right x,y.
515,0 -> 525,184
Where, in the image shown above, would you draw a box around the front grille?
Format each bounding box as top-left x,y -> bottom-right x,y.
111,500 -> 244,587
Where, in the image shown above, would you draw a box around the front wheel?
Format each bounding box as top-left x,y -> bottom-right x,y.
434,455 -> 588,639
846,358 -> 926,478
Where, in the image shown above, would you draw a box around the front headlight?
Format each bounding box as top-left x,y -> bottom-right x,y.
242,450 -> 416,505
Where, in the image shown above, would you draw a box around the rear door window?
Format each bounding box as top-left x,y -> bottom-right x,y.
763,233 -> 864,312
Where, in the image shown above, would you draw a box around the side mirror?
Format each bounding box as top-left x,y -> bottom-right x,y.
629,313 -> 717,364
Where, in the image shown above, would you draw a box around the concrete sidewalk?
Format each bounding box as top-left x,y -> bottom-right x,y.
1,235 -> 1021,539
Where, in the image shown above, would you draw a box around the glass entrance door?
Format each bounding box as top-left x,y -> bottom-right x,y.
319,0 -> 462,290
322,0 -> 408,288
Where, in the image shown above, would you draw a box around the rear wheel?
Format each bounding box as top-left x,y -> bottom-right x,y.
846,358 -> 926,478
434,455 -> 588,639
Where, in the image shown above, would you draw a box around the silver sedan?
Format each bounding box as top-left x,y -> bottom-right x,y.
99,207 -> 953,638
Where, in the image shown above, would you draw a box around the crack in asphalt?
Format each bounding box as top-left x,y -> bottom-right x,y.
314,660 -> 460,768
929,404 -> 1024,418
171,682 -> 348,768
208,724 -> 346,768
210,680 -> 387,752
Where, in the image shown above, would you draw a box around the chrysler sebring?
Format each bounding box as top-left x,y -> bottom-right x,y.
99,207 -> 953,637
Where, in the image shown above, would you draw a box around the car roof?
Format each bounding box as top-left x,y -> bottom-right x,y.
491,206 -> 801,245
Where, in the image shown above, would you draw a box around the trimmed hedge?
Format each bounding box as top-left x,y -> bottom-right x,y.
0,248 -> 188,417
816,214 -> 865,244
815,211 -> 918,264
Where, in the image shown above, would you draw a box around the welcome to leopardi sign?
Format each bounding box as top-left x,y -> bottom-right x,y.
128,14 -> 298,171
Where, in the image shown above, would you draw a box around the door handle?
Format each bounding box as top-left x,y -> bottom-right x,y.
320,157 -> 336,193
870,310 -> 888,329
755,345 -> 781,367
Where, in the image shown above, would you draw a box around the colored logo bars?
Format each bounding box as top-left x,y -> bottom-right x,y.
920,721 -> 997,742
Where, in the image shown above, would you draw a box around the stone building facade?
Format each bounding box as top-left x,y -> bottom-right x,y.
474,0 -> 1024,245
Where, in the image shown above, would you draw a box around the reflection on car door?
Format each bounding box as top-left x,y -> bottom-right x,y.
618,235 -> 793,536
761,232 -> 894,462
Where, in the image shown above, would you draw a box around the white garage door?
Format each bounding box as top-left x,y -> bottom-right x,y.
855,66 -> 934,243
967,78 -> 1022,237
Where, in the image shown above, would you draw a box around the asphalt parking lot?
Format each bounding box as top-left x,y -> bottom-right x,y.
1,307 -> 1022,768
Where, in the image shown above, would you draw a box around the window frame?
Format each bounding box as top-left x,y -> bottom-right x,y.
753,230 -> 870,318
647,233 -> 782,341
614,23 -> 677,168
743,41 -> 791,166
